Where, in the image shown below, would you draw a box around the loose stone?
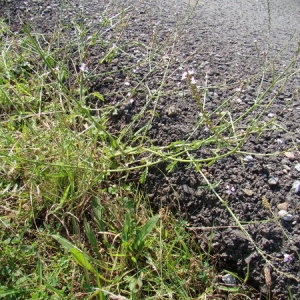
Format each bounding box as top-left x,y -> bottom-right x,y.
103,77 -> 114,83
281,158 -> 291,165
294,164 -> 300,172
282,214 -> 293,222
277,203 -> 288,211
268,177 -> 279,186
284,152 -> 295,161
166,105 -> 178,117
278,210 -> 288,218
276,138 -> 284,144
221,274 -> 237,285
243,155 -> 254,162
243,188 -> 254,196
292,180 -> 300,194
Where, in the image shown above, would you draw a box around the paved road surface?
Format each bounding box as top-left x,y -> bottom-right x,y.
183,0 -> 300,63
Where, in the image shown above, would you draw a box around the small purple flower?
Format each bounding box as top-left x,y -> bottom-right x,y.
79,63 -> 88,73
181,70 -> 194,81
190,76 -> 197,85
283,253 -> 294,263
225,185 -> 236,195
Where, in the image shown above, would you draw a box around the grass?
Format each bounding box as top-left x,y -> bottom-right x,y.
0,2 -> 299,299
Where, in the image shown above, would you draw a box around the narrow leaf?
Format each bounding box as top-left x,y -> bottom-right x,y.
70,248 -> 96,274
133,215 -> 159,251
51,234 -> 96,274
90,92 -> 105,101
139,167 -> 148,183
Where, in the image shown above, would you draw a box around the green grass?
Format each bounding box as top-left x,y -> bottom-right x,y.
0,16 -> 219,300
0,3 -> 299,299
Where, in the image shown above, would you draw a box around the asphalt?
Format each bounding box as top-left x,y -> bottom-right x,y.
186,0 -> 300,65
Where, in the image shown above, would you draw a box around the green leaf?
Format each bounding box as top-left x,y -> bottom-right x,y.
132,215 -> 159,252
90,92 -> 105,101
0,288 -> 29,297
84,218 -> 98,249
51,234 -> 96,274
60,184 -> 71,206
139,167 -> 148,183
217,286 -> 240,292
36,256 -> 43,284
166,161 -> 177,173
122,213 -> 132,243
70,248 -> 96,274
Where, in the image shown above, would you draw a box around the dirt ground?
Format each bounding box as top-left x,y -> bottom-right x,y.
1,0 -> 299,299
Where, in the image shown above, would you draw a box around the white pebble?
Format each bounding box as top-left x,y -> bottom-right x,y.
221,274 -> 236,285
278,210 -> 288,218
292,180 -> 300,194
243,155 -> 254,162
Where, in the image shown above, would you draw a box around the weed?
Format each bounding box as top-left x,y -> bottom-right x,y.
0,11 -> 219,298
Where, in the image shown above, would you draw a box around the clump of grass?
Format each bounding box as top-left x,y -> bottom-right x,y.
0,17 -> 220,299
0,2 -> 298,298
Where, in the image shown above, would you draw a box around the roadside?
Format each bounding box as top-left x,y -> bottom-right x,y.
1,0 -> 299,299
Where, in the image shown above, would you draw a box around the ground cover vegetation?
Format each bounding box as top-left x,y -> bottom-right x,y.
0,1 -> 299,299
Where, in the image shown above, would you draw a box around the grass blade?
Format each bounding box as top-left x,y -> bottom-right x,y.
132,215 -> 159,252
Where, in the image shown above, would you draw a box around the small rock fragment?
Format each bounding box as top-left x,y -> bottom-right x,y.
221,274 -> 236,285
282,164 -> 291,172
292,180 -> 300,194
295,164 -> 300,172
278,210 -> 288,218
282,214 -> 293,222
243,188 -> 254,196
103,77 -> 114,83
276,138 -> 284,144
234,97 -> 243,103
278,210 -> 293,221
277,202 -> 288,211
243,155 -> 254,162
166,105 -> 178,117
281,158 -> 290,165
268,177 -> 279,186
284,152 -> 295,161
225,185 -> 236,194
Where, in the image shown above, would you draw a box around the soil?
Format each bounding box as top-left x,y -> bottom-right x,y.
1,0 -> 299,299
